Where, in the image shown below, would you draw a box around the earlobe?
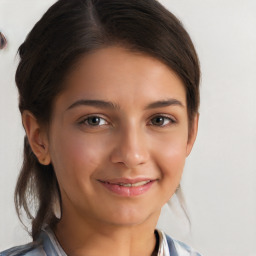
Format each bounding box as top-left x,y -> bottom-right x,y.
22,111 -> 51,165
186,113 -> 199,157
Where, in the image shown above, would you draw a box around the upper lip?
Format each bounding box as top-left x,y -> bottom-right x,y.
97,177 -> 156,184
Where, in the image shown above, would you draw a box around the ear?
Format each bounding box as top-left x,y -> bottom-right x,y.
22,110 -> 51,165
186,113 -> 199,157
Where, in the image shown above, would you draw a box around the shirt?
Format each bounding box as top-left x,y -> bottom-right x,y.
0,226 -> 202,256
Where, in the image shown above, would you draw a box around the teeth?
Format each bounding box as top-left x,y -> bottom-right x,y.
119,183 -> 132,187
118,181 -> 150,187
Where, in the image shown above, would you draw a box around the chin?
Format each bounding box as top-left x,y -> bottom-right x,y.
99,206 -> 160,227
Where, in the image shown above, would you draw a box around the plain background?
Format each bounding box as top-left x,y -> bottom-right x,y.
0,0 -> 256,255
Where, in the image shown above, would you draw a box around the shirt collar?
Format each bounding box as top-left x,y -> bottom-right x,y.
156,229 -> 171,256
42,226 -> 171,256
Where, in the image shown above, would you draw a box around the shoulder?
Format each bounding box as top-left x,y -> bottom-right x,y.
165,233 -> 203,256
0,242 -> 45,256
0,227 -> 66,256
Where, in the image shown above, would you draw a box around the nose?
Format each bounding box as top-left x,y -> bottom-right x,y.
110,126 -> 149,168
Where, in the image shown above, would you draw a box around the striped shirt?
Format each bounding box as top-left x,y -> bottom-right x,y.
0,227 -> 202,256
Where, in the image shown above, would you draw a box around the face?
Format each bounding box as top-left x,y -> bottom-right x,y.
45,46 -> 197,227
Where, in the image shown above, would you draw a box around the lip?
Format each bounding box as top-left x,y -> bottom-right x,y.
97,178 -> 156,197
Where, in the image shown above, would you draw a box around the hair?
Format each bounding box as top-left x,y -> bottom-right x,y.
14,0 -> 200,239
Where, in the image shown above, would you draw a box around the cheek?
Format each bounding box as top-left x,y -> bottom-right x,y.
49,129 -> 107,185
160,143 -> 186,175
147,132 -> 188,205
152,132 -> 188,181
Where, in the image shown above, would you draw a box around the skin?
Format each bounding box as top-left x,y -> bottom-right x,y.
23,46 -> 198,256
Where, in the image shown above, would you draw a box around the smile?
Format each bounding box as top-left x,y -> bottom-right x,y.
98,179 -> 155,197
103,180 -> 151,187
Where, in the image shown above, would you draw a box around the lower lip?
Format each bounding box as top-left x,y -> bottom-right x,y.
99,181 -> 155,197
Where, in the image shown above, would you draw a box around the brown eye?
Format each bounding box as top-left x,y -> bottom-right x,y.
87,116 -> 101,126
150,116 -> 175,126
80,116 -> 108,126
0,32 -> 7,50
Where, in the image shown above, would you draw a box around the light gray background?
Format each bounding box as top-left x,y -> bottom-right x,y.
0,1 -> 256,255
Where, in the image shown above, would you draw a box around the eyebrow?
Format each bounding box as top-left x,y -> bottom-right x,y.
66,98 -> 184,111
66,99 -> 120,111
144,98 -> 184,110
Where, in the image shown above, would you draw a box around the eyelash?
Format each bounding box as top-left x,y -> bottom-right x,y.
78,114 -> 176,128
148,115 -> 176,127
79,115 -> 109,127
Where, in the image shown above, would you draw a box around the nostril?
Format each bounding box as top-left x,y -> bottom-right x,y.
0,32 -> 7,49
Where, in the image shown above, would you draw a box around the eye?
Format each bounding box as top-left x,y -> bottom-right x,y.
150,115 -> 175,127
80,116 -> 108,126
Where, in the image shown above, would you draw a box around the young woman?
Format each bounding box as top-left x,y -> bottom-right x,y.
1,0 -> 202,255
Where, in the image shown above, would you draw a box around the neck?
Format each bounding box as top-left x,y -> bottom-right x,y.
54,210 -> 160,256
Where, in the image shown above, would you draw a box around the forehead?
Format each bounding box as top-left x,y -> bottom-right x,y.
56,46 -> 186,110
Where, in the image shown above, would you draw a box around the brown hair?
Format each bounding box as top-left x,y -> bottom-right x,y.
15,0 -> 200,239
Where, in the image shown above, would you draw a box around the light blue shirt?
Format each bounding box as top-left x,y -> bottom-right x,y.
0,226 -> 202,256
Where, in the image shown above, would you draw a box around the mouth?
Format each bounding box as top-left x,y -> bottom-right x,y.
97,178 -> 156,197
101,180 -> 151,187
